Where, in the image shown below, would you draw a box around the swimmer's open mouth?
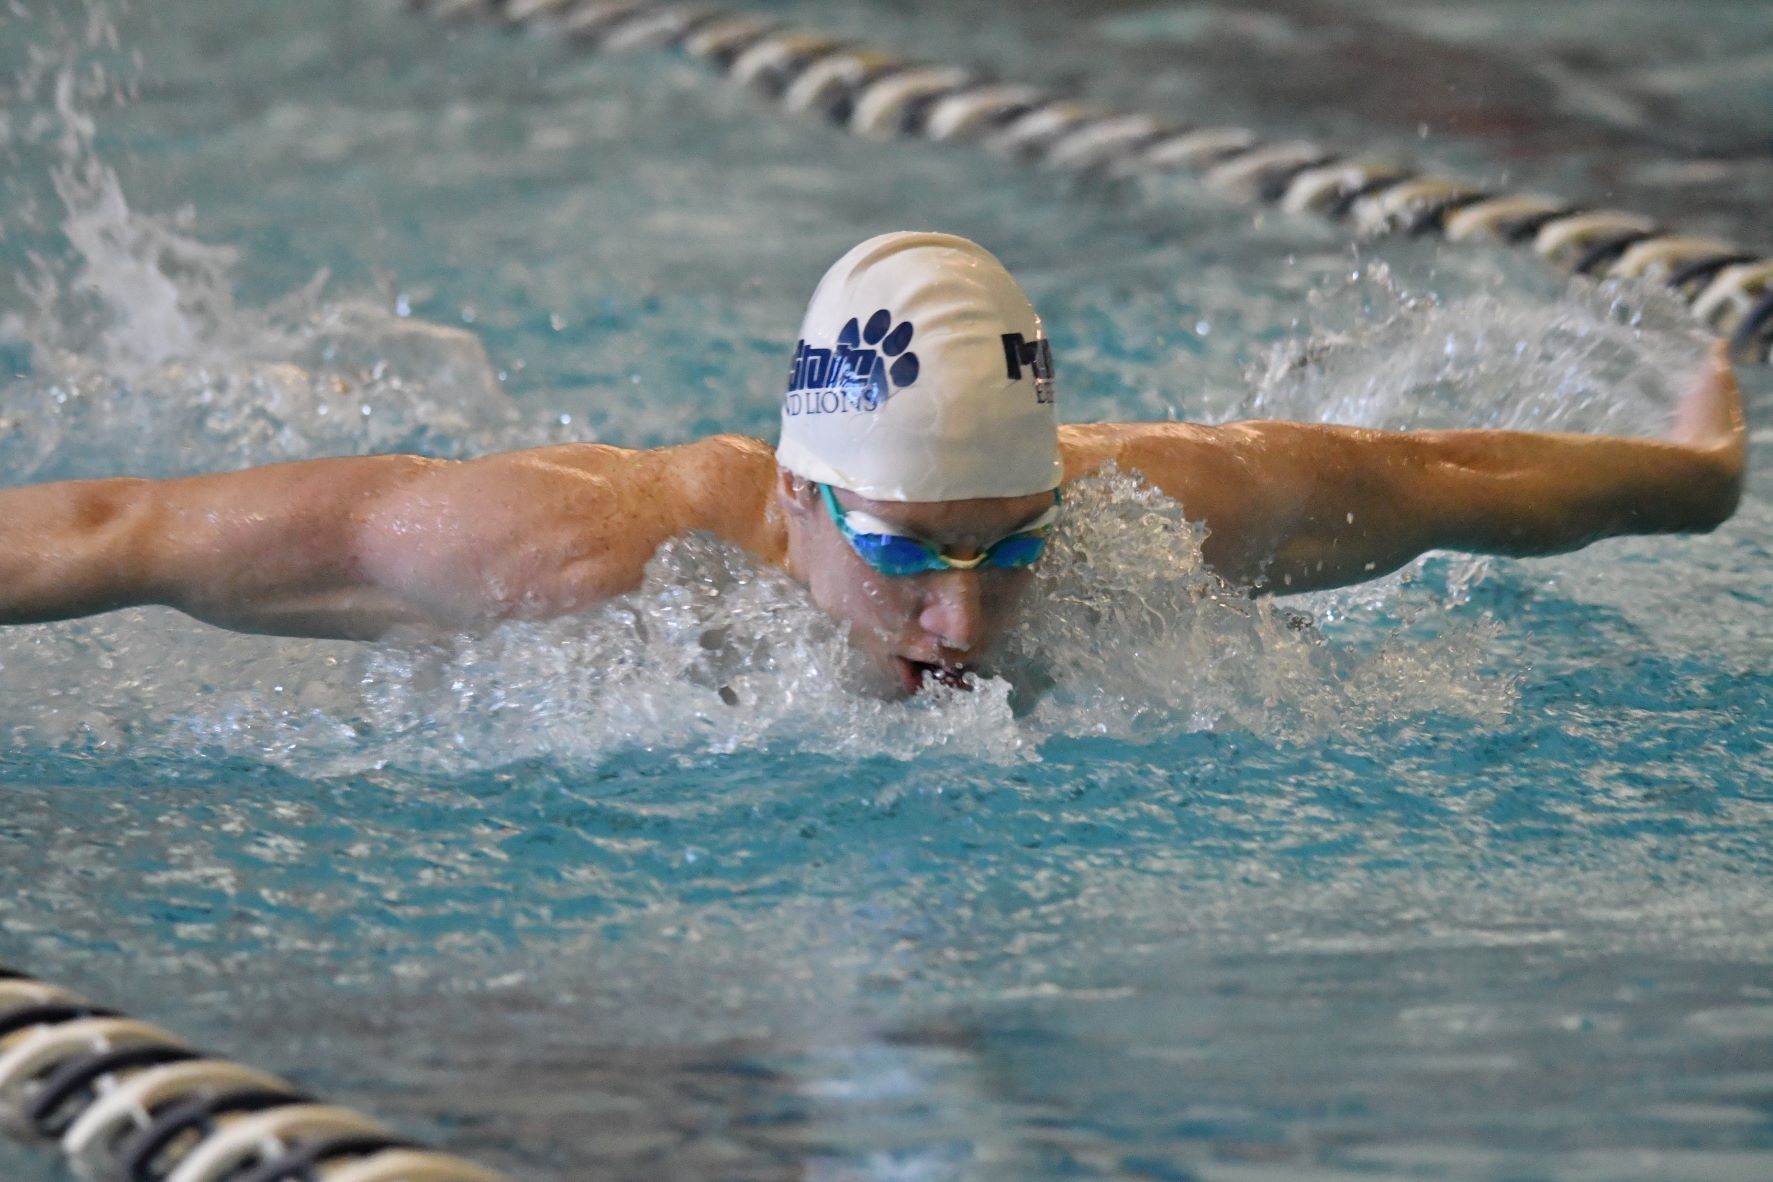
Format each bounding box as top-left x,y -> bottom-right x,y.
895,657 -> 972,694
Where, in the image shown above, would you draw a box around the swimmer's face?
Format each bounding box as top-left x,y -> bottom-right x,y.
780,474 -> 1049,695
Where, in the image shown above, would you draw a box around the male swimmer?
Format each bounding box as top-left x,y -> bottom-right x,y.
0,232 -> 1747,695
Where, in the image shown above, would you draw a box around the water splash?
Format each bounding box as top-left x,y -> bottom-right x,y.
1242,258 -> 1708,436
0,55 -> 1715,775
43,79 -> 241,371
2,1 -> 197,373
0,20 -> 536,483
0,471 -> 1516,775
1,296 -> 541,483
1013,470 -> 1514,740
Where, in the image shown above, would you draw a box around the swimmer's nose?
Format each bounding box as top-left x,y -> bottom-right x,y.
917,571 -> 988,657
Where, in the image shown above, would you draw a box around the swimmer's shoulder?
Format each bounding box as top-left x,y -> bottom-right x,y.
1058,421 -> 1224,485
673,433 -> 779,478
471,435 -> 781,549
470,434 -> 774,488
674,435 -> 784,561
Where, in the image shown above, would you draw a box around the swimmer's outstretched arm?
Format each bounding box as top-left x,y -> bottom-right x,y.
1065,343 -> 1747,594
0,436 -> 777,638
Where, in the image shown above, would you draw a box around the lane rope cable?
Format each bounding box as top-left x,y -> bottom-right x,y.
408,0 -> 1773,364
0,966 -> 506,1182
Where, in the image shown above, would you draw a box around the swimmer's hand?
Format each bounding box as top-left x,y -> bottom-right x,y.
1662,340 -> 1747,536
1672,341 -> 1748,458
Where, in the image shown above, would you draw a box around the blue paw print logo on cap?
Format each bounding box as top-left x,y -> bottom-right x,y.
839,308 -> 919,401
784,308 -> 921,414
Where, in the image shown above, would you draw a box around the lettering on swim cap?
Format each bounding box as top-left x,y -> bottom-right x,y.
1001,332 -> 1055,405
783,306 -> 922,418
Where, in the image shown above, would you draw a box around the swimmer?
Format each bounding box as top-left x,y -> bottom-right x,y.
0,232 -> 1747,694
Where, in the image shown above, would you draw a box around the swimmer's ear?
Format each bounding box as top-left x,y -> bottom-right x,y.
777,468 -> 820,516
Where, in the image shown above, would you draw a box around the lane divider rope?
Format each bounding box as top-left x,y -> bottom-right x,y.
408,0 -> 1773,364
0,968 -> 505,1182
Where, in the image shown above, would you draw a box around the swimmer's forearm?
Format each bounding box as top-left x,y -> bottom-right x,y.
1417,428 -> 1744,555
1121,350 -> 1747,594
1228,424 -> 1744,594
0,478 -> 159,625
0,459 -> 436,637
1421,347 -> 1744,559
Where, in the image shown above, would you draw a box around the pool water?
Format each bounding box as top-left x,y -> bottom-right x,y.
3,2 -> 1772,1179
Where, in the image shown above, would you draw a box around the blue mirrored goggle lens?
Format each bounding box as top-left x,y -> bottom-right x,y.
848,528 -> 1050,575
851,532 -> 945,576
819,482 -> 1056,576
981,532 -> 1049,569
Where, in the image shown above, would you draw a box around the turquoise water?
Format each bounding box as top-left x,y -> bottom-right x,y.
3,2 -> 1772,1179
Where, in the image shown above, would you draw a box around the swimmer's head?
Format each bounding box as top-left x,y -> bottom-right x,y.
774,233 -> 1061,694
775,231 -> 1060,501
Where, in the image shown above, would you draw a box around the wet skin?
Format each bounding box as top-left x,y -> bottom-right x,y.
0,347 -> 1746,692
775,474 -> 1054,694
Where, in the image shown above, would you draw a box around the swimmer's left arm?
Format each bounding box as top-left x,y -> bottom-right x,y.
1071,343 -> 1747,593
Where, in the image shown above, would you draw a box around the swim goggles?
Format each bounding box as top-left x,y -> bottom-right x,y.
817,482 -> 1061,576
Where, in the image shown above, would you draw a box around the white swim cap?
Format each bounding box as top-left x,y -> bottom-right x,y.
776,231 -> 1060,502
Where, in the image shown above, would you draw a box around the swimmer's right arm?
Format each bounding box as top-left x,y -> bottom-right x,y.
0,455 -> 498,638
0,442 -> 741,639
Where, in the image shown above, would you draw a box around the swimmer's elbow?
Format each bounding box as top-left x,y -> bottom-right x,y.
1623,443 -> 1744,540
36,479 -> 161,618
1683,460 -> 1743,535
